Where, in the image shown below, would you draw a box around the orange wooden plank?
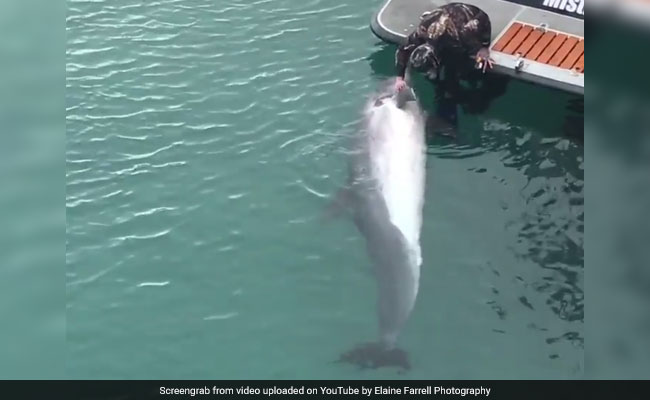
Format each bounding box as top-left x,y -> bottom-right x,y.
492,23 -> 523,52
537,34 -> 567,64
574,54 -> 584,73
560,40 -> 584,69
525,31 -> 556,60
515,28 -> 543,56
550,36 -> 579,66
503,25 -> 533,55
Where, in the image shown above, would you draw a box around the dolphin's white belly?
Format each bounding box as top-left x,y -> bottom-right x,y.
366,101 -> 426,267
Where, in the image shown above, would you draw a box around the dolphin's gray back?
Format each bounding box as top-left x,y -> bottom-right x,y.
344,165 -> 418,347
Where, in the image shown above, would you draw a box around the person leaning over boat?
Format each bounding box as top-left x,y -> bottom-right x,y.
392,3 -> 504,131
394,2 -> 494,91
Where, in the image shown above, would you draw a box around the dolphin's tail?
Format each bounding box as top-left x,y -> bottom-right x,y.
338,342 -> 410,371
322,187 -> 352,220
336,227 -> 417,372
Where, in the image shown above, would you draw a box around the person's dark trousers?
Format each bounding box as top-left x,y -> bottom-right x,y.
431,64 -> 510,135
430,65 -> 461,137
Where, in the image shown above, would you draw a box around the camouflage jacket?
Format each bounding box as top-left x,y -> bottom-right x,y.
395,3 -> 491,78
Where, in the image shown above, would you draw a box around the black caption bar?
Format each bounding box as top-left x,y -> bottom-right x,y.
0,380 -> 647,400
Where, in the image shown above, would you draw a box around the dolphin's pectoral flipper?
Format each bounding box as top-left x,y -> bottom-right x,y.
338,342 -> 410,371
322,187 -> 354,220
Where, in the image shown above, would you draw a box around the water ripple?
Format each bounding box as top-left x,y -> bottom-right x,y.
112,229 -> 171,243
203,312 -> 238,321
115,140 -> 184,162
136,281 -> 170,288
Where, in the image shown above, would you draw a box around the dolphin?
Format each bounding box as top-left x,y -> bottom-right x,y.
331,78 -> 426,370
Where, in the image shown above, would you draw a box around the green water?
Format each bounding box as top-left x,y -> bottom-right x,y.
66,0 -> 583,379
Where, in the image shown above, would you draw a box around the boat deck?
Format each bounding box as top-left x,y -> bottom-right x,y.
370,0 -> 584,95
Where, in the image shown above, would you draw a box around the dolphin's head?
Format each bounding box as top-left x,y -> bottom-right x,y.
394,86 -> 416,109
372,79 -> 417,109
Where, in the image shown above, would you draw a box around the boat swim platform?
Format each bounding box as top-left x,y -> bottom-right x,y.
370,0 -> 584,95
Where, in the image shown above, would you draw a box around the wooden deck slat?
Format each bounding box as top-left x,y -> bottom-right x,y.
536,34 -> 568,64
515,28 -> 543,56
491,21 -> 584,74
503,25 -> 533,55
560,40 -> 584,69
525,31 -> 557,60
492,23 -> 522,52
574,54 -> 584,72
549,36 -> 579,67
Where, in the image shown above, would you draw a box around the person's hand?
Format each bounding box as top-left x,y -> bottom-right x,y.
394,77 -> 407,91
475,48 -> 494,73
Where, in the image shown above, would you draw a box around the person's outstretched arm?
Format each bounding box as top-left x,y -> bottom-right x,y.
395,30 -> 425,78
394,29 -> 425,88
